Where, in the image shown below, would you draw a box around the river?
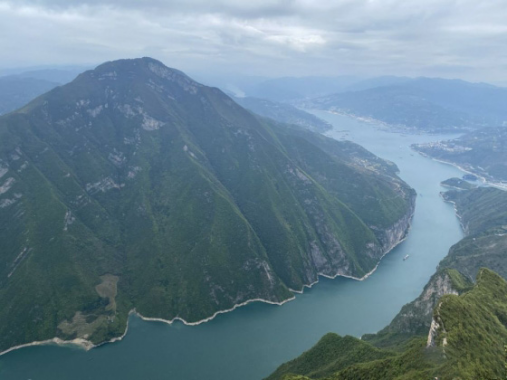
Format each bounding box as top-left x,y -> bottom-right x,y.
0,112 -> 465,380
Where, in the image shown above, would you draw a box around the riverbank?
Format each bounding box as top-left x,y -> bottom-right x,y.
290,204 -> 415,293
0,113 -> 466,380
0,296 -> 293,358
325,111 -> 469,136
415,151 -> 507,191
327,109 -> 506,191
0,201 -> 415,358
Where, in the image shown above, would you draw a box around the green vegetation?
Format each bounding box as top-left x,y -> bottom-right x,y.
430,269 -> 507,379
268,186 -> 507,379
271,269 -> 507,380
0,58 -> 415,353
439,187 -> 507,280
442,186 -> 507,236
369,186 -> 507,349
364,268 -> 473,350
266,333 -> 395,380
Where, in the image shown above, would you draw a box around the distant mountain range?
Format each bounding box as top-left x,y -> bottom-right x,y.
300,78 -> 507,133
216,74 -> 507,133
0,58 -> 415,353
0,68 -> 83,115
4,69 -> 507,134
7,68 -> 85,84
244,76 -> 360,102
226,75 -> 415,103
0,76 -> 58,115
233,96 -> 331,133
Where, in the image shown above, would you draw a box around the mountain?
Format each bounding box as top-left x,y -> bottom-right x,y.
272,268 -> 507,380
413,127 -> 507,185
363,268 -> 472,350
0,58 -> 415,353
12,68 -> 83,84
0,76 -> 59,115
304,78 -> 507,133
0,68 -> 84,116
246,76 -> 360,102
195,75 -> 412,104
268,186 -> 507,379
341,76 -> 411,92
233,96 -> 331,133
438,187 -> 507,278
266,333 -> 395,380
366,186 -> 507,348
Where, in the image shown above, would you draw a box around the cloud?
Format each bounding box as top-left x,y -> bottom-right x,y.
0,0 -> 506,83
265,34 -> 325,52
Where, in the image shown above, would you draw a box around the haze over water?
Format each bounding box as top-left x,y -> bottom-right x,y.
0,113 -> 465,380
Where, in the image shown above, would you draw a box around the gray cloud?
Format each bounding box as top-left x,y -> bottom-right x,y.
1,0 -> 506,84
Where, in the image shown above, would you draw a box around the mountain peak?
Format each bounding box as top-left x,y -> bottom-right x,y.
77,57 -> 202,93
94,57 -> 173,73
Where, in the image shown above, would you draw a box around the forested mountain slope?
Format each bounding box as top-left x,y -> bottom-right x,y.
268,186 -> 507,380
0,58 -> 415,353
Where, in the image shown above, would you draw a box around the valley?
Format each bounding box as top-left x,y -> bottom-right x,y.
268,186 -> 507,380
0,108 -> 466,380
2,1 -> 506,379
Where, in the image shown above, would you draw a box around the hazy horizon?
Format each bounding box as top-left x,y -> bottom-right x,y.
1,0 -> 506,86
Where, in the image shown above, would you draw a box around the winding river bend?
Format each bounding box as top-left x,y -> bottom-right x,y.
0,113 -> 465,380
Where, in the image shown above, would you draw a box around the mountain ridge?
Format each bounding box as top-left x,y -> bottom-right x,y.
301,77 -> 507,133
0,57 -> 415,353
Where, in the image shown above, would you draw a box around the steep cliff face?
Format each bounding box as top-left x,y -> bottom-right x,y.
426,302 -> 445,348
394,270 -> 460,333
268,269 -> 507,380
296,196 -> 415,283
439,187 -> 507,281
365,269 -> 470,347
267,185 -> 507,380
423,269 -> 507,379
271,127 -> 417,284
373,195 -> 415,260
365,187 -> 507,349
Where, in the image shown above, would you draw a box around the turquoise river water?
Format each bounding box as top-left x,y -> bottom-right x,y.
0,112 -> 466,380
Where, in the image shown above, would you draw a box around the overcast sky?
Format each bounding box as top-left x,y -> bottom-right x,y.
1,0 -> 506,84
